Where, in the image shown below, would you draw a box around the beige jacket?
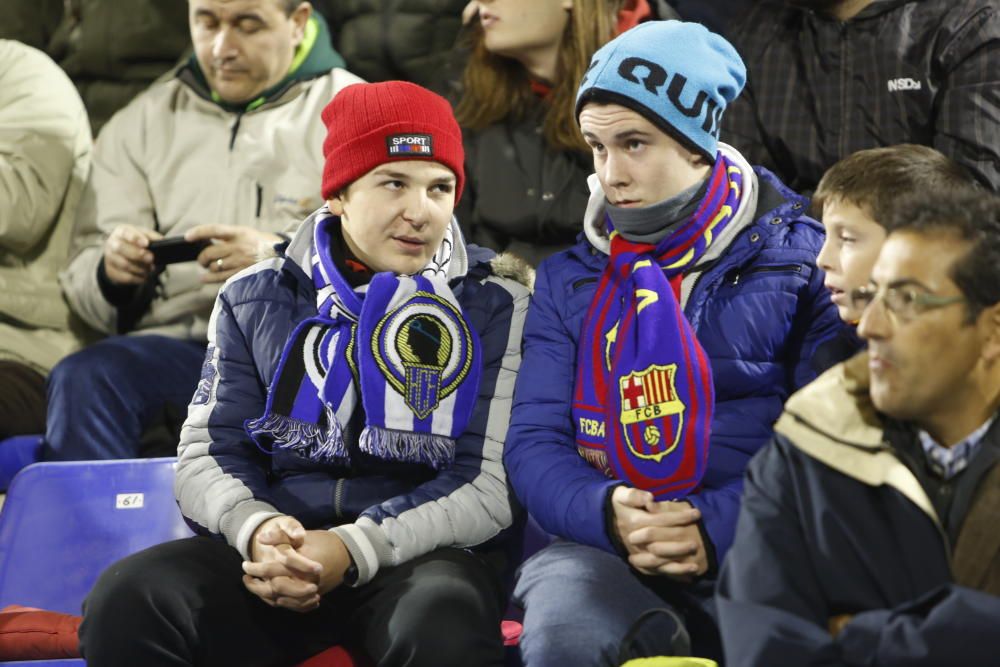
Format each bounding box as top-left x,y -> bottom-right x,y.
60,66 -> 363,340
777,352 -> 1000,595
0,40 -> 93,374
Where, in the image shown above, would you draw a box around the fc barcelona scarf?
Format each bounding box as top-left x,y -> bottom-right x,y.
245,210 -> 482,470
572,156 -> 743,499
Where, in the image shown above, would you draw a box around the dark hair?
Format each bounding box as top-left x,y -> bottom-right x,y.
813,144 -> 977,225
886,190 -> 1000,321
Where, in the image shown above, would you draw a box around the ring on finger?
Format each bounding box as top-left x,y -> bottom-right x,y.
215,258 -> 224,271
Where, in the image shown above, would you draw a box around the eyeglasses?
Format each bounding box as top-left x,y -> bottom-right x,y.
848,284 -> 966,321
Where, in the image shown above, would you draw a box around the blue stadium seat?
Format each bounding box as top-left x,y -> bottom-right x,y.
0,458 -> 193,615
0,436 -> 43,492
0,460 -> 540,665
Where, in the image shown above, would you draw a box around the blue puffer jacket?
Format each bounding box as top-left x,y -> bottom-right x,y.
504,145 -> 843,568
175,213 -> 531,587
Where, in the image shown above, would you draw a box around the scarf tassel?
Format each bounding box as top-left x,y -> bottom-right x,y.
245,411 -> 350,465
360,426 -> 455,471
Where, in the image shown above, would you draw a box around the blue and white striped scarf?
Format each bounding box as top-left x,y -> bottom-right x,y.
245,210 -> 482,470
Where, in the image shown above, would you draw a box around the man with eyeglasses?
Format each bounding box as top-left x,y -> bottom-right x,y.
716,189 -> 1000,666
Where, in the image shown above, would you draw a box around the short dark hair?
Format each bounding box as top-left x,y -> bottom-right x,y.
813,144 -> 977,225
191,0 -> 306,16
886,189 -> 1000,321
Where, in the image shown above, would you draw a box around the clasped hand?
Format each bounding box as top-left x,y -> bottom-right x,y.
611,485 -> 709,581
241,515 -> 351,613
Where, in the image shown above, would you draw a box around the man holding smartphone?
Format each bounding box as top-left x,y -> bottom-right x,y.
49,0 -> 363,461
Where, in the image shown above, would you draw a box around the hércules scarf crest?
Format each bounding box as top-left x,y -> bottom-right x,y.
245,210 -> 482,470
572,155 -> 743,499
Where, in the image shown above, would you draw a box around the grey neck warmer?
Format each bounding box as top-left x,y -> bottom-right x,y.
605,176 -> 709,244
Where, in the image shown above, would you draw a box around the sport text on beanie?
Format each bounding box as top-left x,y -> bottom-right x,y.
575,20 -> 746,162
321,80 -> 465,202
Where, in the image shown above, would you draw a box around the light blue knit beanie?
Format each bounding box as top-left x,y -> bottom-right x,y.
575,20 -> 746,161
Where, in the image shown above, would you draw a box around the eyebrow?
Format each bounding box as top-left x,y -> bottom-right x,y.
373,168 -> 456,183
868,278 -> 935,292
373,169 -> 411,179
582,129 -> 653,141
193,8 -> 265,23
233,12 -> 265,23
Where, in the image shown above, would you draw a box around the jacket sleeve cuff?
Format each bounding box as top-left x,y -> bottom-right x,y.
330,520 -> 389,587
837,609 -> 892,664
96,258 -> 140,306
223,503 -> 283,560
695,515 -> 719,578
603,483 -> 629,558
685,491 -> 736,565
679,498 -> 719,578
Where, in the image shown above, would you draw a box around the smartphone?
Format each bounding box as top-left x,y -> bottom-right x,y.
148,237 -> 210,265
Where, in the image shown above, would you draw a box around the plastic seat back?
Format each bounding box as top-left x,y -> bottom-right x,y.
0,436 -> 43,492
0,458 -> 194,614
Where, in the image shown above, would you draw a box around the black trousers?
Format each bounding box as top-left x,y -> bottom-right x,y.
0,361 -> 46,438
80,537 -> 506,667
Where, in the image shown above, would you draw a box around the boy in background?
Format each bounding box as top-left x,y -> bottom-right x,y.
812,144 -> 977,371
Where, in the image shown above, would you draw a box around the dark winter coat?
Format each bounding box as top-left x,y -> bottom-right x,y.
322,0 -> 466,90
718,352 -> 1000,666
724,0 -> 999,192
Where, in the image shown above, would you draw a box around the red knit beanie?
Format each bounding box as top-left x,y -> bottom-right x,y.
320,81 -> 465,203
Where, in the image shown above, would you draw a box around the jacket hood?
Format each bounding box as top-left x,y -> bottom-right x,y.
179,12 -> 346,112
581,142 -> 759,261
567,146 -> 817,316
580,143 -> 760,308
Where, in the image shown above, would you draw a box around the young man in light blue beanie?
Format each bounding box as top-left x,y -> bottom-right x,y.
504,20 -> 844,664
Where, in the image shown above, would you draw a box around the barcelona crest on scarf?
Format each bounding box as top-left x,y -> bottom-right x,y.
572,156 -> 743,499
245,209 -> 482,470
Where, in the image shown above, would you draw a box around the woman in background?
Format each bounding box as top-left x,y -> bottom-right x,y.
454,0 -> 659,266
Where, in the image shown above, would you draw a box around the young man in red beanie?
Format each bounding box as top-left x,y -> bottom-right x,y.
78,80 -> 531,667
